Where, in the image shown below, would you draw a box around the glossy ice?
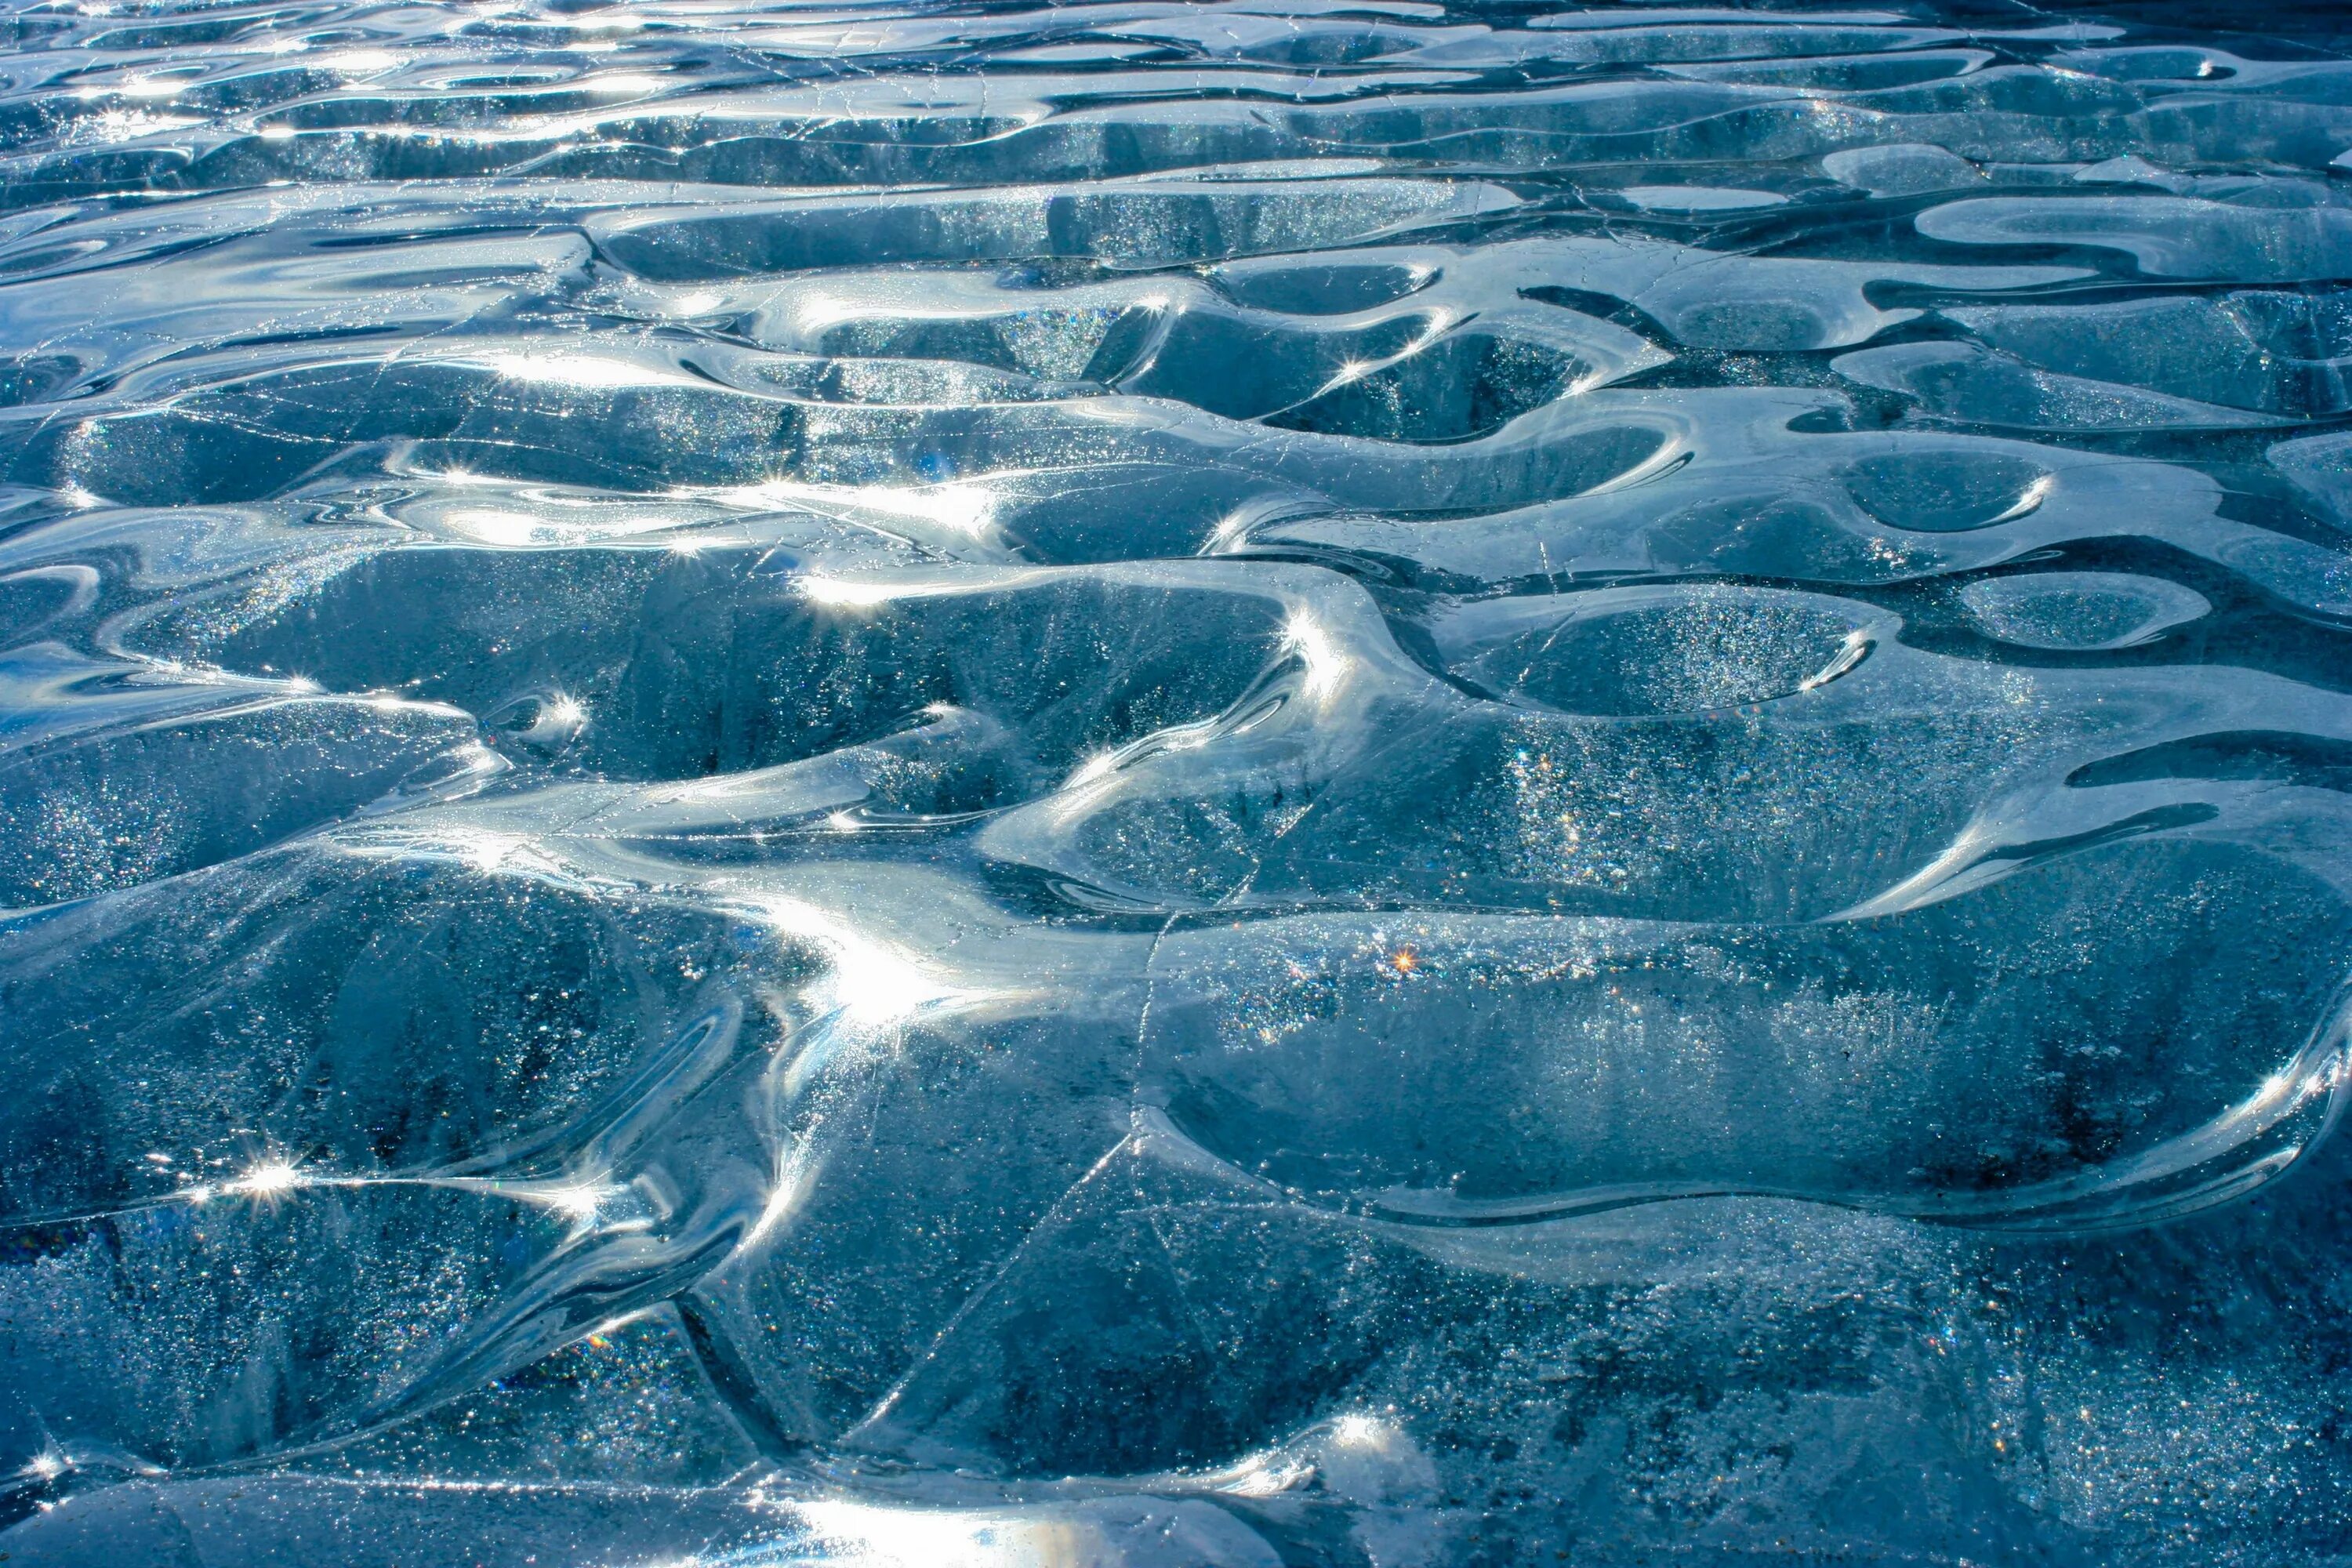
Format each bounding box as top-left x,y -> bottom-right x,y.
2,0 -> 2352,1563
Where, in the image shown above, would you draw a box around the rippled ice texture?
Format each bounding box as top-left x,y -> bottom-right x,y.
7,0 -> 2352,1563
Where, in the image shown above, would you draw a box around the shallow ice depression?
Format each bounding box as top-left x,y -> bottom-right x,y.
5,0 -> 2352,1563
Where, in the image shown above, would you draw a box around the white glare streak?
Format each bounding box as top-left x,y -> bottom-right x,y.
229,1161 -> 304,1197
739,896 -> 969,1029
740,1148 -> 818,1252
797,575 -> 908,609
475,353 -> 699,390
1209,510 -> 1254,548
442,508 -> 557,546
346,826 -> 569,880
1998,472 -> 2056,524
793,1499 -> 1092,1568
537,1182 -> 617,1223
1065,750 -> 1120,789
725,477 -> 1001,542
1282,610 -> 1348,703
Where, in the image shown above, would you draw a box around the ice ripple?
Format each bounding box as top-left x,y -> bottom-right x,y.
4,1 -> 2352,1565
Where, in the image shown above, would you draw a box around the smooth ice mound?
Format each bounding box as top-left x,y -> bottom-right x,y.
4,0 -> 2352,1563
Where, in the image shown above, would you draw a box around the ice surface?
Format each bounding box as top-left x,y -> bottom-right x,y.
2,0 -> 2352,1563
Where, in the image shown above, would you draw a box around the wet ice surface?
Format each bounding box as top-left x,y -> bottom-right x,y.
5,2 -> 2352,1565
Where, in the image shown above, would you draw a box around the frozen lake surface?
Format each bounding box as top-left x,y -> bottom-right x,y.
3,0 -> 2352,1562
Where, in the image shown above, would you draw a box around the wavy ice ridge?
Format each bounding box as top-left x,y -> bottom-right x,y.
5,0 -> 2352,1563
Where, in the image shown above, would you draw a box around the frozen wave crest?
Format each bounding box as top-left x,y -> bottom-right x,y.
5,0 -> 2352,1563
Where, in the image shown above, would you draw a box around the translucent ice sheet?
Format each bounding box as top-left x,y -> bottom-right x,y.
3,0 -> 2352,1563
